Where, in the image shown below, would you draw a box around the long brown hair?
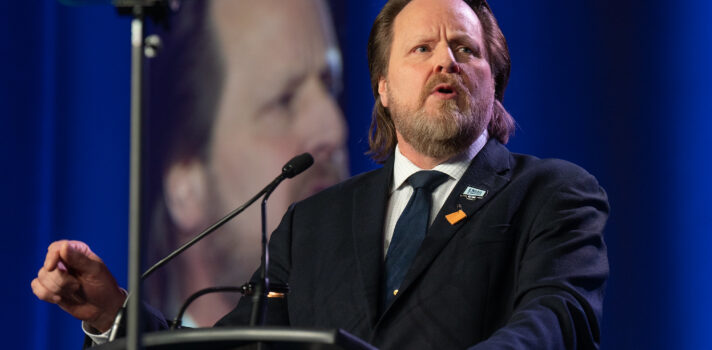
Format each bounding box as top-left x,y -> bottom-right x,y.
366,0 -> 515,162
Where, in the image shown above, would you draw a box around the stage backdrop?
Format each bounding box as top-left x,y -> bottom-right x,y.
3,0 -> 711,349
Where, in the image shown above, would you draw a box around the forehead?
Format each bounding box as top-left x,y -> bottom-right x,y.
393,0 -> 483,42
210,0 -> 334,87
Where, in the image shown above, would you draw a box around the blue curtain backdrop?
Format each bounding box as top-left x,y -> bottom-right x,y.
2,0 -> 710,349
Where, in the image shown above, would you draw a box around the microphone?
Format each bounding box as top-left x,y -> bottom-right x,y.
109,153 -> 314,340
141,152 -> 313,281
249,153 -> 313,326
282,153 -> 314,178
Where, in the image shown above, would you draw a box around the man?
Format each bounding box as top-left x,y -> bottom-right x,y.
33,0 -> 609,348
143,0 -> 348,326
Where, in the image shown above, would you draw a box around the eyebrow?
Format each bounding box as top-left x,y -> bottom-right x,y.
448,32 -> 481,46
270,47 -> 342,99
404,31 -> 481,46
404,34 -> 437,46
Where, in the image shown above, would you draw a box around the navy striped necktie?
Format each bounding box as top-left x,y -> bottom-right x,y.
382,170 -> 449,310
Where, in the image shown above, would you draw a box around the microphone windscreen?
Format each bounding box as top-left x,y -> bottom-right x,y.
282,153 -> 314,178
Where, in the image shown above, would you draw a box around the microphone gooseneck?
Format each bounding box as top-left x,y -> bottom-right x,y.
140,152 -> 314,281
249,153 -> 312,326
109,153 -> 314,340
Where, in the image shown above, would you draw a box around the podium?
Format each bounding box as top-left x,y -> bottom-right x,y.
93,327 -> 377,350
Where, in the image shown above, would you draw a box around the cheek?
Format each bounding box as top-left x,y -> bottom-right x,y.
206,79 -> 345,226
389,65 -> 428,100
204,123 -> 299,251
465,65 -> 494,97
208,111 -> 308,210
209,129 -> 262,206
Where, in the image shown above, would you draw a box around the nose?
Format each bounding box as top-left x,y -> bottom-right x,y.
297,75 -> 348,175
434,45 -> 460,74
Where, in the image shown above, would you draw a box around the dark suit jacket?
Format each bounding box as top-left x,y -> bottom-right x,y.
217,139 -> 609,350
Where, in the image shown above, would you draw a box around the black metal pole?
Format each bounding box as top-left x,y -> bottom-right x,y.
127,5 -> 145,350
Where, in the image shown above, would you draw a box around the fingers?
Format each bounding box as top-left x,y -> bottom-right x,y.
56,240 -> 103,275
33,240 -> 120,326
44,240 -> 68,272
35,240 -> 94,306
31,278 -> 61,304
38,266 -> 80,294
34,266 -> 82,303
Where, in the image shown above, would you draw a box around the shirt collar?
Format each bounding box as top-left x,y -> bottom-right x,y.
391,130 -> 489,193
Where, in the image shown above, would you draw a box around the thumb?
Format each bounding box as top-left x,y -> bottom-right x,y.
59,240 -> 104,275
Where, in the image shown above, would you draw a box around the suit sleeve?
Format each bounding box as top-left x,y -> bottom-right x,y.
470,168 -> 609,350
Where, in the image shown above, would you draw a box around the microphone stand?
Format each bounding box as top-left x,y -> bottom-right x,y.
127,6 -> 145,350
247,154 -> 312,328
60,2 -> 173,347
113,2 -> 173,349
249,180 -> 280,327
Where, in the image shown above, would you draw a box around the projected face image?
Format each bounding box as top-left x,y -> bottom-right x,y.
206,0 -> 348,287
162,0 -> 348,326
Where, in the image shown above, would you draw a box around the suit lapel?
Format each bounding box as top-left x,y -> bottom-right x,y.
351,157 -> 393,327
388,139 -> 513,308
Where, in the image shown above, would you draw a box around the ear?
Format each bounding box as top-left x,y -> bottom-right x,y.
378,77 -> 389,108
164,160 -> 209,235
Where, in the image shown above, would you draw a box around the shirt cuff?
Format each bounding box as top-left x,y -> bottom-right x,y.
80,287 -> 129,346
82,321 -> 111,345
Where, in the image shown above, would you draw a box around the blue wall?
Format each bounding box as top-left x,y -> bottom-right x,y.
3,0 -> 711,348
671,1 -> 712,348
3,2 -> 130,348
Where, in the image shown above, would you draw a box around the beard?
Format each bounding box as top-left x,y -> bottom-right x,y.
388,74 -> 494,160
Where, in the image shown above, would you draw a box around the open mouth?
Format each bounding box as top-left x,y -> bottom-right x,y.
432,84 -> 457,98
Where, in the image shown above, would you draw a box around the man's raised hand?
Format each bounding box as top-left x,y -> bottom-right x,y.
31,240 -> 126,332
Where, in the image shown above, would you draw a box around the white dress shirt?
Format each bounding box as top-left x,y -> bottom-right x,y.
383,130 -> 488,256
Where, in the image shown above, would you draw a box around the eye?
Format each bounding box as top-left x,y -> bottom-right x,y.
259,87 -> 297,128
457,46 -> 473,54
413,45 -> 430,53
277,90 -> 296,109
321,68 -> 342,97
456,44 -> 482,58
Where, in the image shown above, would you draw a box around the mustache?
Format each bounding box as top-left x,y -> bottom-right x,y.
419,74 -> 468,102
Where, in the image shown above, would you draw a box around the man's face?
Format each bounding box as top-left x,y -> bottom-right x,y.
172,0 -> 348,289
378,0 -> 495,160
